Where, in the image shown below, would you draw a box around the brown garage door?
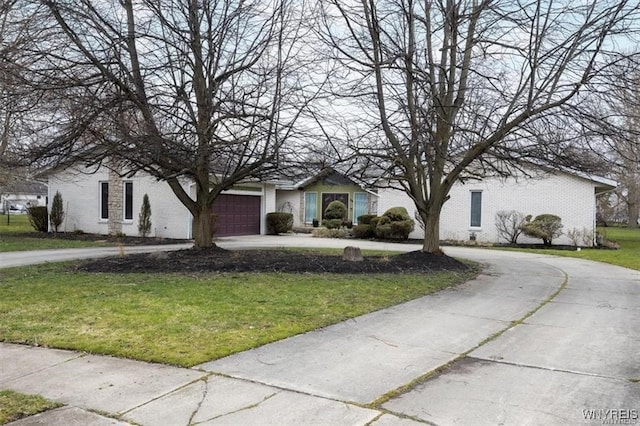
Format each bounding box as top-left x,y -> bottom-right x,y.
212,194 -> 261,237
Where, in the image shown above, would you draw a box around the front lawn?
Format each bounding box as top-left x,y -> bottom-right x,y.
0,214 -> 112,252
0,213 -> 32,233
0,214 -> 185,252
0,261 -> 475,367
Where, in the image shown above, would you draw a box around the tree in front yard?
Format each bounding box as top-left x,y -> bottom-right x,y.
49,191 -> 64,233
318,1 -> 639,253
26,0 -> 318,248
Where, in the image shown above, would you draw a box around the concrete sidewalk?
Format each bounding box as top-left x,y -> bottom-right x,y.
1,236 -> 639,425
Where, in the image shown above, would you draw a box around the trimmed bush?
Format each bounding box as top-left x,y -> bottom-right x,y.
370,216 -> 381,229
27,206 -> 48,232
266,212 -> 293,235
352,224 -> 374,239
521,214 -> 563,246
382,207 -> 410,222
324,200 -> 347,220
374,207 -> 415,240
312,228 -> 348,238
50,191 -> 65,233
357,214 -> 377,225
322,218 -> 343,229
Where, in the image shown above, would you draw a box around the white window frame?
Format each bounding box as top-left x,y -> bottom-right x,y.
304,192 -> 318,224
99,181 -> 109,221
123,181 -> 133,222
353,192 -> 368,224
469,190 -> 482,229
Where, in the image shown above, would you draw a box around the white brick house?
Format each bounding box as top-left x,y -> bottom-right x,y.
46,166 -> 276,239
47,163 -> 613,245
378,171 -> 615,246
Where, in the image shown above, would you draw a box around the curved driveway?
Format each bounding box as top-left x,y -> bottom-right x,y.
1,235 -> 638,425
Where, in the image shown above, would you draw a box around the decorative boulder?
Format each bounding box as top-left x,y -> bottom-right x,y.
342,246 -> 364,262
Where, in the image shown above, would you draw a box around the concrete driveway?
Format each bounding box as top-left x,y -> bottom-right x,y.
1,235 -> 638,425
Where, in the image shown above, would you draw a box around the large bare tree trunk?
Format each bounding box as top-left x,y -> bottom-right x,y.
192,208 -> 214,248
421,212 -> 442,254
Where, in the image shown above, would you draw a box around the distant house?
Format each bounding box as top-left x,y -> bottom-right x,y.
275,167 -> 378,227
46,165 -> 276,238
0,181 -> 48,213
378,170 -> 616,246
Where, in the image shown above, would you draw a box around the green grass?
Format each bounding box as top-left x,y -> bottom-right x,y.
0,262 -> 476,367
0,214 -> 112,252
0,390 -> 61,424
503,226 -> 640,271
0,214 -> 32,233
0,237 -> 114,252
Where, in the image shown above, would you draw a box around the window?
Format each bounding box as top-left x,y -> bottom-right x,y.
124,181 -> 133,221
100,182 -> 109,220
353,192 -> 368,223
304,192 -> 317,224
470,191 -> 482,227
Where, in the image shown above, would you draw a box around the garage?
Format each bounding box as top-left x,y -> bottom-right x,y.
212,194 -> 261,237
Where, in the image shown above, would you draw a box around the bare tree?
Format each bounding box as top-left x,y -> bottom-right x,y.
495,210 -> 526,244
319,1 -> 639,253
0,1 -> 45,176
596,63 -> 640,227
28,0 -> 316,247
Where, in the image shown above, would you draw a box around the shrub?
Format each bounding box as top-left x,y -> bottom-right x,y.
567,227 -> 596,247
138,193 -> 152,238
352,224 -> 374,239
370,216 -> 381,230
375,207 -> 415,240
521,214 -> 563,246
50,191 -> 65,233
581,227 -> 594,247
357,214 -> 377,225
382,207 -> 410,221
322,218 -> 343,229
266,212 -> 293,235
324,200 -> 347,220
27,206 -> 48,232
567,228 -> 580,247
495,210 -> 526,244
312,228 -> 348,238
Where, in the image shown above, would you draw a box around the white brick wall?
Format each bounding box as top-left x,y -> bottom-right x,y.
378,172 -> 600,246
48,168 -> 192,239
48,167 -> 276,239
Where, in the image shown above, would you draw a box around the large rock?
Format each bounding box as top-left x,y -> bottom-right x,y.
342,246 -> 364,262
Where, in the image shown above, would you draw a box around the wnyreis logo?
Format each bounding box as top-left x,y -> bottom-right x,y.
582,409 -> 639,424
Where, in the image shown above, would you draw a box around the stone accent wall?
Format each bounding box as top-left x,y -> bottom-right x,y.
108,167 -> 123,235
299,191 -> 305,223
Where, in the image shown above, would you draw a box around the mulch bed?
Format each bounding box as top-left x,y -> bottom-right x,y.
76,247 -> 471,274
